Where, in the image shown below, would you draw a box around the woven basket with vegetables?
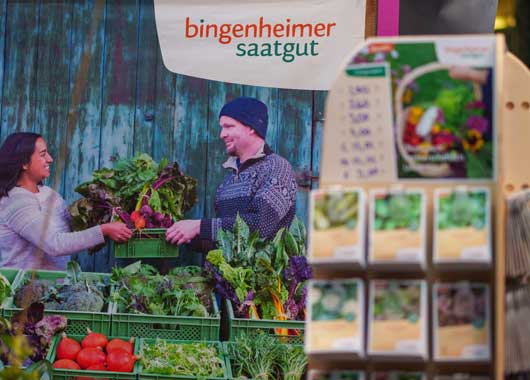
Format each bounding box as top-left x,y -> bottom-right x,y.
68,154 -> 197,257
395,63 -> 488,178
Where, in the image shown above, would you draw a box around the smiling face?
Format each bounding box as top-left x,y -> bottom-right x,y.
219,115 -> 256,157
23,138 -> 53,182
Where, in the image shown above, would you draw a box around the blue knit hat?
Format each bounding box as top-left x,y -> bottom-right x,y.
219,97 -> 268,139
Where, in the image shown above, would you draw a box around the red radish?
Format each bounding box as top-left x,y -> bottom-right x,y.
56,333 -> 82,360
106,348 -> 137,372
81,328 -> 108,349
106,337 -> 134,354
130,211 -> 141,222
86,363 -> 107,371
76,347 -> 106,369
53,359 -> 81,370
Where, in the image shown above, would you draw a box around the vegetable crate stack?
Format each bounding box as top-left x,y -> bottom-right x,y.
4,262 -> 112,335
0,267 -> 22,316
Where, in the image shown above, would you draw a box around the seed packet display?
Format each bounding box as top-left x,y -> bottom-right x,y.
368,280 -> 427,357
371,372 -> 426,380
369,189 -> 426,266
309,370 -> 365,380
306,279 -> 364,354
309,188 -> 366,264
434,188 -> 491,264
434,283 -> 491,361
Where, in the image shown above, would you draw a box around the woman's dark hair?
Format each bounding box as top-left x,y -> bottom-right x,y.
0,132 -> 42,198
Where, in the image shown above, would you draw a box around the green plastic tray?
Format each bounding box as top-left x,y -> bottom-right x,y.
46,334 -> 138,380
223,341 -> 305,380
110,294 -> 221,340
4,269 -> 112,335
226,300 -> 305,344
0,267 -> 22,315
113,229 -> 179,258
136,339 -> 229,380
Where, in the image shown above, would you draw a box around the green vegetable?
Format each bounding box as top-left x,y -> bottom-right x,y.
374,193 -> 422,231
373,281 -> 421,322
311,282 -> 359,322
278,344 -> 307,380
313,191 -> 359,231
110,261 -> 213,316
437,190 -> 487,230
140,339 -> 224,377
0,274 -> 12,306
14,261 -> 107,312
69,154 -> 197,233
228,333 -> 282,380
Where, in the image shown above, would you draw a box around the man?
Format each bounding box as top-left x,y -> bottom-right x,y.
166,96 -> 298,249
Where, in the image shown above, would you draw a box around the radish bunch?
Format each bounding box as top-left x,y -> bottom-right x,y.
53,329 -> 137,373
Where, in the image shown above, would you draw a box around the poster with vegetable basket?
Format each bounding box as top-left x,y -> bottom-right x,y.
307,279 -> 364,354
347,35 -> 497,180
309,188 -> 366,264
308,370 -> 365,380
434,283 -> 491,361
434,188 -> 491,263
368,280 -> 427,357
369,189 -> 426,265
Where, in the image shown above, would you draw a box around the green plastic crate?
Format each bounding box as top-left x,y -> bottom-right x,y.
113,229 -> 179,258
4,269 -> 112,335
136,339 -> 229,380
0,267 -> 22,315
226,300 -> 305,344
46,334 -> 138,380
222,341 -> 305,380
110,294 -> 221,340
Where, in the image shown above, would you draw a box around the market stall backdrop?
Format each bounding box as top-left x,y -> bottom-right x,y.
0,0 -> 325,272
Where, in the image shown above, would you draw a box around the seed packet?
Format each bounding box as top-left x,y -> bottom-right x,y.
371,372 -> 425,380
368,280 -> 427,357
434,188 -> 491,264
369,189 -> 426,266
309,188 -> 366,265
309,370 -> 365,380
306,279 -> 364,354
434,283 -> 490,361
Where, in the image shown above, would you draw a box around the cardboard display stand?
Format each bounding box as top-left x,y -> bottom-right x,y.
308,33 -> 530,380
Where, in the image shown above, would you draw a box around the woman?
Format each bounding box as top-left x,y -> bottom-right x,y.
0,132 -> 132,270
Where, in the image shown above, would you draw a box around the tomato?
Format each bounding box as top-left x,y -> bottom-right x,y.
81,328 -> 108,349
106,348 -> 137,372
76,347 -> 106,369
106,338 -> 134,355
56,333 -> 82,360
53,359 -> 81,370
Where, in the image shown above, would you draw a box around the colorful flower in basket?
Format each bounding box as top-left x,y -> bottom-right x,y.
465,115 -> 489,134
431,130 -> 457,151
462,129 -> 485,152
407,106 -> 424,125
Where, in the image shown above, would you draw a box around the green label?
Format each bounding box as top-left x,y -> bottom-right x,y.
346,66 -> 386,77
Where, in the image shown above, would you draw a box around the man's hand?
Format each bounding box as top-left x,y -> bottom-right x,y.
165,219 -> 201,245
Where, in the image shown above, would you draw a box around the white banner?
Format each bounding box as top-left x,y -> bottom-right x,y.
154,0 -> 366,90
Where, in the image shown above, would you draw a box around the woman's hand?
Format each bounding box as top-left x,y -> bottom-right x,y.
101,222 -> 132,243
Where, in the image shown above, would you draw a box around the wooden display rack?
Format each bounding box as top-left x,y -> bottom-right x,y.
309,34 -> 530,380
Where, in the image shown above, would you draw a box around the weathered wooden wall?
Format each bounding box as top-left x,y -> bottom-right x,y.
0,0 -> 326,272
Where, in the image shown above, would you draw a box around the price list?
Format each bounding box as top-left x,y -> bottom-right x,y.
321,64 -> 397,183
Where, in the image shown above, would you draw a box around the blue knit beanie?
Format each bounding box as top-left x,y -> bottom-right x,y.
219,97 -> 268,139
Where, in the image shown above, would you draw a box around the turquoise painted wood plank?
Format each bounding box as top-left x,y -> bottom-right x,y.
173,75 -> 209,265
133,0 -> 156,156
0,0 -> 6,141
97,0 -> 139,272
99,0 -> 138,167
152,43 -> 175,163
64,0 -> 107,272
204,82 -> 243,219
173,75 -> 209,221
276,89 -> 313,225
34,1 -> 73,194
0,1 -> 40,139
312,90 -> 327,189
